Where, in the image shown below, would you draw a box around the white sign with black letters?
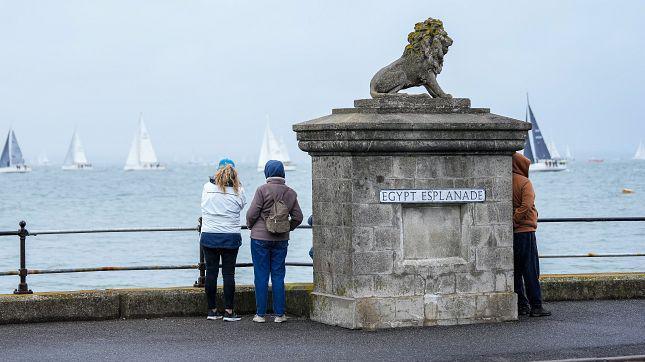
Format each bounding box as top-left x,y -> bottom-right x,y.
379,189 -> 485,203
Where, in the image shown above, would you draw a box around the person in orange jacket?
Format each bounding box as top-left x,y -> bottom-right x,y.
512,152 -> 551,317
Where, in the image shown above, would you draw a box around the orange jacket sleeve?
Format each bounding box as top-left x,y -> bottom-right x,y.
513,180 -> 535,226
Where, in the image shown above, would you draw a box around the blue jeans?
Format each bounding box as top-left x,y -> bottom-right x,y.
251,239 -> 288,316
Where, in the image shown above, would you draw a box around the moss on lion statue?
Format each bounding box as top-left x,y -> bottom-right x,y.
370,18 -> 453,98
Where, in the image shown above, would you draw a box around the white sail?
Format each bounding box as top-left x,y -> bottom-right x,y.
565,145 -> 573,160
634,141 -> 645,160
63,130 -> 91,169
38,151 -> 50,166
257,122 -> 296,171
277,137 -> 291,162
138,120 -> 158,164
124,116 -> 165,170
0,129 -> 31,173
548,141 -> 562,159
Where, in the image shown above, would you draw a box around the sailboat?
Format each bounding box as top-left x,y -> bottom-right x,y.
523,95 -> 566,172
124,116 -> 166,171
548,141 -> 567,165
37,151 -> 51,166
62,130 -> 92,170
257,122 -> 296,172
0,129 -> 31,173
565,145 -> 574,161
547,141 -> 562,159
633,141 -> 645,160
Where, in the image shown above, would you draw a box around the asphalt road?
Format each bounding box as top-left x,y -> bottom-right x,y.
1,300 -> 644,361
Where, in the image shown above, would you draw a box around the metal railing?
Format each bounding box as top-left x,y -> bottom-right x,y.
0,217 -> 643,294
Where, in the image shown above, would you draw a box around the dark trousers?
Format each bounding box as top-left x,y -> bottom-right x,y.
203,246 -> 239,310
513,231 -> 543,309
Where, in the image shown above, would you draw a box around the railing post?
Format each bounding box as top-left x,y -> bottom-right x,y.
193,217 -> 205,288
14,220 -> 33,294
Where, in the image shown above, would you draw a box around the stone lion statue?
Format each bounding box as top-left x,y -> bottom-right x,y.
370,18 -> 453,98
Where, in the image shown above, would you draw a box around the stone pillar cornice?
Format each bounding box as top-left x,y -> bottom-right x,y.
293,97 -> 530,155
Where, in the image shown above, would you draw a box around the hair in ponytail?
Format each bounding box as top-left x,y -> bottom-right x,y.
213,164 -> 240,195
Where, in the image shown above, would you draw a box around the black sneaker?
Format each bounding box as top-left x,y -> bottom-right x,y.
530,306 -> 552,317
518,306 -> 531,316
223,311 -> 242,322
207,310 -> 223,320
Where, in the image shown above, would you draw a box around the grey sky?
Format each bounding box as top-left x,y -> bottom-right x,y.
1,0 -> 644,164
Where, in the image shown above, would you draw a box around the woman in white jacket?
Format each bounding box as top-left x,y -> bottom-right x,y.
201,158 -> 246,321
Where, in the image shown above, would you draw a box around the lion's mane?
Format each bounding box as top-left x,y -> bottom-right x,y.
403,18 -> 453,74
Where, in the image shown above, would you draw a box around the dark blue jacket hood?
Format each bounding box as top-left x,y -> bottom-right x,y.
264,160 -> 285,179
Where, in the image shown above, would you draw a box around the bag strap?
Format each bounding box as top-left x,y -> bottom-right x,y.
261,187 -> 288,221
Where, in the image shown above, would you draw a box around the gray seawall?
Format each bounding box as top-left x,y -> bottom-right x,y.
0,274 -> 642,325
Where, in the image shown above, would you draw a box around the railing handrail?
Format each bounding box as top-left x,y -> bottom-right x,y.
538,217 -> 645,223
0,262 -> 315,277
0,217 -> 643,237
0,224 -> 313,237
1,217 -> 643,294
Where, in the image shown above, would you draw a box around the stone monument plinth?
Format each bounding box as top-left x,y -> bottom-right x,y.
293,95 -> 530,329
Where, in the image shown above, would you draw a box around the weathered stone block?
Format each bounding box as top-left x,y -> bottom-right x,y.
351,156 -> 393,180
312,156 -> 353,180
395,296 -> 424,323
332,274 -> 351,297
322,226 -> 351,251
315,202 -> 344,227
456,271 -> 496,293
373,227 -> 400,250
492,224 -> 513,247
492,176 -> 512,201
356,297 -> 395,329
416,157 -> 445,179
352,251 -> 393,275
351,226 -> 374,252
331,250 -> 352,275
414,178 -> 455,189
352,203 -> 394,227
352,275 -> 375,297
313,249 -> 331,273
403,205 -> 462,259
425,273 -> 456,294
311,292 -> 357,329
435,293 -> 477,320
313,271 -> 332,294
373,274 -> 424,297
462,225 -> 493,247
444,156 -> 469,178
392,157 -> 417,179
495,270 -> 514,292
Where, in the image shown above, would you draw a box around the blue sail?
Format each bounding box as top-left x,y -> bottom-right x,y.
0,132 -> 9,167
0,130 -> 26,167
527,102 -> 551,161
523,107 -> 535,163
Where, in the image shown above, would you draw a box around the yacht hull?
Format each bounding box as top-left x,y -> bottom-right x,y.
124,164 -> 166,171
62,164 -> 93,171
0,166 -> 31,173
529,162 -> 567,172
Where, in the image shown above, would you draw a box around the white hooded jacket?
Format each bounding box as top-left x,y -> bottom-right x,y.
201,182 -> 247,233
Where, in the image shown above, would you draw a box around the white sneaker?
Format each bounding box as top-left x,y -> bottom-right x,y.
274,315 -> 288,323
252,315 -> 266,323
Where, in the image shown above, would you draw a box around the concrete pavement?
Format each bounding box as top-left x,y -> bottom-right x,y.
1,299 -> 643,361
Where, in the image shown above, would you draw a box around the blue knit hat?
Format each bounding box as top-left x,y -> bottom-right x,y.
218,158 -> 235,169
264,160 -> 285,178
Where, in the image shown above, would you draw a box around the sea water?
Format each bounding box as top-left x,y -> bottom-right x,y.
0,160 -> 643,293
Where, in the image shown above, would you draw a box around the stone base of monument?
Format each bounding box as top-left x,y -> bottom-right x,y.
293,95 -> 530,329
